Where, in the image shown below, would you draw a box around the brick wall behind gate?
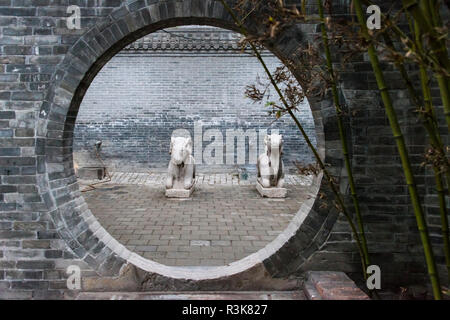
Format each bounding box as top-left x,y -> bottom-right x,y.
73,48 -> 317,172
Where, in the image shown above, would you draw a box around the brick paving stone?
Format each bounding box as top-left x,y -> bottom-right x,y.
190,240 -> 211,246
81,173 -> 312,266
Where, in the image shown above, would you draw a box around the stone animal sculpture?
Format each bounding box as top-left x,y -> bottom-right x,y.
166,136 -> 196,190
257,134 -> 285,188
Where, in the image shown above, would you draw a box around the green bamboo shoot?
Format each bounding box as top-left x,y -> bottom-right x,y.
353,0 -> 442,299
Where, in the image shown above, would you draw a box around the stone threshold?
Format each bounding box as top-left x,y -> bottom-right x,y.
74,272 -> 369,300
75,291 -> 306,300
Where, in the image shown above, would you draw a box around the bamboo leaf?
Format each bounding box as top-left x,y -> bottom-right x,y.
276,110 -> 281,119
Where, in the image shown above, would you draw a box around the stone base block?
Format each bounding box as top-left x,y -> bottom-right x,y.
165,184 -> 195,198
303,271 -> 370,300
256,181 -> 287,198
77,166 -> 106,180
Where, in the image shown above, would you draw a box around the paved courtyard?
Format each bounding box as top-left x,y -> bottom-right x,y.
80,172 -> 313,266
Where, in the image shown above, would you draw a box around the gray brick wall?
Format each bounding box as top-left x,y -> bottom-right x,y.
0,0 -> 448,298
73,38 -> 317,172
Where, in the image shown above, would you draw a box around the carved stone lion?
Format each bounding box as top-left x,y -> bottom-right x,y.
166,136 -> 196,192
257,134 -> 285,188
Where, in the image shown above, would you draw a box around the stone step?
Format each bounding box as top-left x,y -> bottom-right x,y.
75,291 -> 307,300
75,272 -> 368,300
302,271 -> 370,300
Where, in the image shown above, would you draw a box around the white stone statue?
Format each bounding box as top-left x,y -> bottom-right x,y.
165,136 -> 196,197
256,134 -> 286,197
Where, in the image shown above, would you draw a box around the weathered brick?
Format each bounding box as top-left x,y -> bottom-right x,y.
11,91 -> 44,101
0,74 -> 19,82
6,64 -> 39,73
11,281 -> 49,290
0,7 -> 36,16
0,185 -> 18,193
5,270 -> 43,280
13,222 -> 46,231
100,0 -> 122,7
0,231 -> 35,239
16,261 -> 55,270
0,130 -> 14,138
2,27 -> 33,36
22,240 -> 51,249
44,250 -> 63,259
0,148 -> 20,156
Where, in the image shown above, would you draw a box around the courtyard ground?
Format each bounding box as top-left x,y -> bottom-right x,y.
79,172 -> 313,266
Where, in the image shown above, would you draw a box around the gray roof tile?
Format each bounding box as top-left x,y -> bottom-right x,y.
123,26 -> 261,52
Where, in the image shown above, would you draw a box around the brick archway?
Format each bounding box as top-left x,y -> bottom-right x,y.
37,0 -> 346,286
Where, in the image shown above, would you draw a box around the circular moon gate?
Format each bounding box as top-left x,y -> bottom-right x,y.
38,1 -> 346,287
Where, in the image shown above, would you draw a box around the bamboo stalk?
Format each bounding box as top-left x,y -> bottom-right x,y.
413,20 -> 450,283
382,28 -> 450,194
433,165 -> 450,282
389,8 -> 450,286
387,16 -> 450,284
382,10 -> 450,197
426,0 -> 439,26
317,0 -> 370,269
360,1 -> 450,131
360,0 -> 439,69
413,20 -> 450,195
402,0 -> 450,71
218,0 -> 370,277
422,0 -> 435,25
401,0 -> 450,131
353,0 -> 442,299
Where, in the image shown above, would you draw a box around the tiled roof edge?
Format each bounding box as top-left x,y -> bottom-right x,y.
122,27 -> 265,52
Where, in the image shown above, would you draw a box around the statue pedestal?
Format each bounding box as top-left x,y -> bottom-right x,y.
256,181 -> 287,198
165,183 -> 195,198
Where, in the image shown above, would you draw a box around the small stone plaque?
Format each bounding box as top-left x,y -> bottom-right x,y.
256,181 -> 287,198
